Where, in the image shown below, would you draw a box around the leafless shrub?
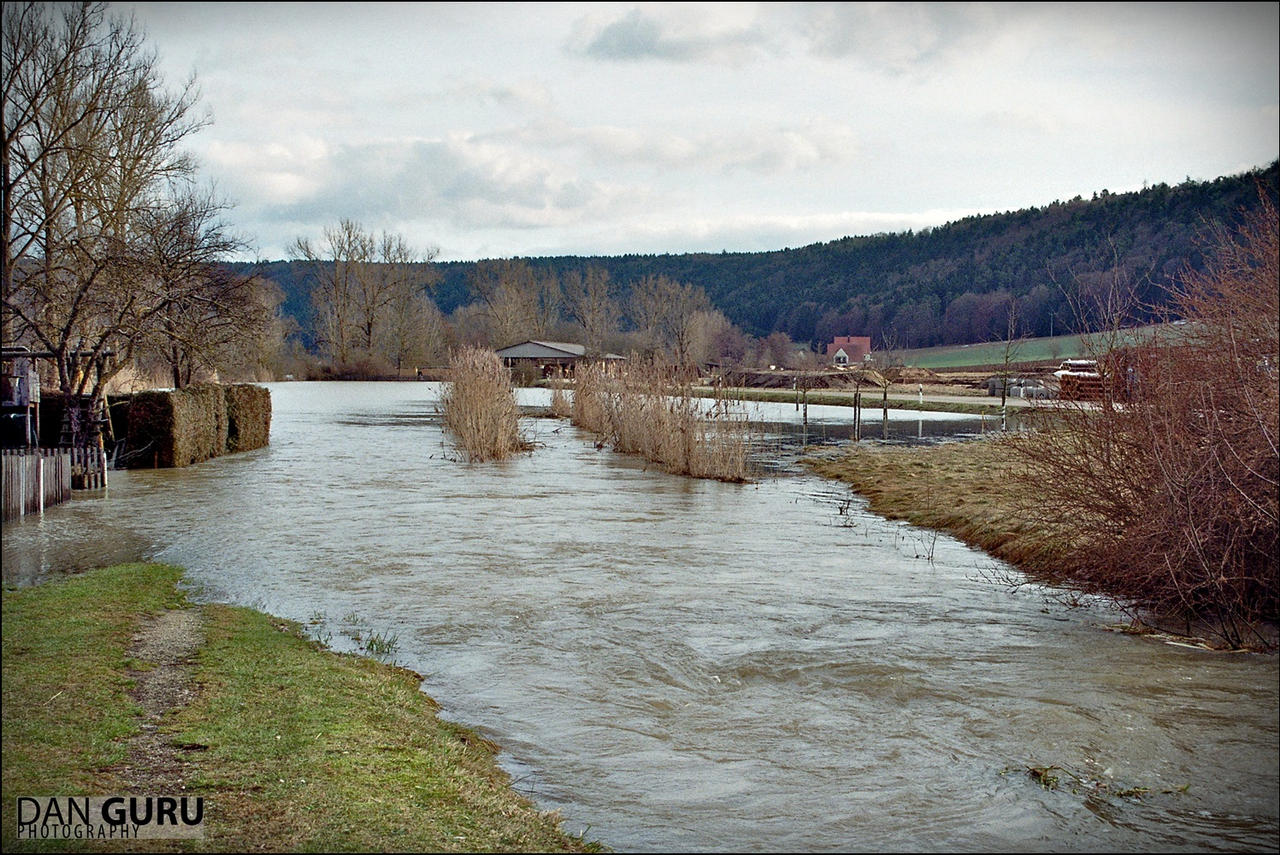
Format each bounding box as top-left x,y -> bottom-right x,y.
1016,192 -> 1278,648
549,377 -> 572,419
571,358 -> 755,482
441,347 -> 530,462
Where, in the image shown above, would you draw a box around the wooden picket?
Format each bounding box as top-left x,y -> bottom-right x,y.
1,448 -> 72,521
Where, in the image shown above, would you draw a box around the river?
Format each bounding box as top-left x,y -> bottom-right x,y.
3,381 -> 1276,852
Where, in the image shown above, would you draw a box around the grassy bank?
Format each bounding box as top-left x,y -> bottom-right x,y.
803,436 -> 1070,577
804,435 -> 1279,650
1,564 -> 600,852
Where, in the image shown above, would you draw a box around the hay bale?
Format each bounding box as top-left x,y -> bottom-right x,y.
123,390 -> 176,468
225,384 -> 271,452
172,383 -> 227,466
124,383 -> 227,468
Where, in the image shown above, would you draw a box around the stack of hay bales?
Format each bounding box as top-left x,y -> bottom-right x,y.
123,383 -> 271,468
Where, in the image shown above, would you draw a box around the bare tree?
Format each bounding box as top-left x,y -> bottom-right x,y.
2,1 -> 211,447
379,283 -> 446,375
873,327 -> 905,370
627,274 -> 711,367
757,330 -> 793,369
468,259 -> 560,347
627,274 -> 669,356
128,183 -> 274,388
292,219 -> 370,365
687,309 -> 741,368
1015,193 -> 1279,648
562,266 -> 619,356
993,297 -> 1026,424
291,220 -> 437,371
214,276 -> 287,381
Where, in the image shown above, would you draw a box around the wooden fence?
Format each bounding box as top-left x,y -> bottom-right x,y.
2,448 -> 72,521
69,445 -> 108,491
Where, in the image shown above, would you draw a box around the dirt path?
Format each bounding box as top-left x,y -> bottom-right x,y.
116,607 -> 206,791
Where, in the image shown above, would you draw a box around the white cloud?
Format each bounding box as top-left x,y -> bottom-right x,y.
122,2 -> 1276,262
244,134 -> 648,235
485,117 -> 858,175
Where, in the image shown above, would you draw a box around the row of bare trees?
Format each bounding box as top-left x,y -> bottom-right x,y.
3,2 -> 278,446
290,225 -> 756,375
448,263 -> 743,369
291,219 -> 442,375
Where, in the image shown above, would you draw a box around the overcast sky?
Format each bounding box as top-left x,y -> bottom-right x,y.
121,2 -> 1279,263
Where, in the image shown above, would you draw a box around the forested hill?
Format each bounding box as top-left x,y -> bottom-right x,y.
242,161 -> 1277,350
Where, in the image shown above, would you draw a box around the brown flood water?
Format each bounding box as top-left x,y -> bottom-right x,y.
3,381 -> 1276,852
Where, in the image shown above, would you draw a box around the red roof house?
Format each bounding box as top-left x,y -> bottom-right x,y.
825,336 -> 872,366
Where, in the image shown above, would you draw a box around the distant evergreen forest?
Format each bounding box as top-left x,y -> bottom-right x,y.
236,161 -> 1277,352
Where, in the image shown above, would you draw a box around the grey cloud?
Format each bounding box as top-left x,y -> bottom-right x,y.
255,137 -> 644,233
784,2 -> 982,72
568,8 -> 772,62
566,4 -> 980,70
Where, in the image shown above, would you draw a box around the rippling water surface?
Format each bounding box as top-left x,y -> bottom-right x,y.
4,382 -> 1276,852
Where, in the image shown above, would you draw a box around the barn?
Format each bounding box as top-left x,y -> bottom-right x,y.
494,341 -> 625,377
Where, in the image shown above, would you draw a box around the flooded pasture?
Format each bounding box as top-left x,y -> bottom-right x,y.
3,381 -> 1276,852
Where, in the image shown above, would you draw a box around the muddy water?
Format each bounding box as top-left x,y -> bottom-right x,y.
3,382 -> 1276,852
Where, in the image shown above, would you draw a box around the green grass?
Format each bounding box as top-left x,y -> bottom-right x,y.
893,322 -> 1182,370
2,565 -> 602,853
893,331 -> 1089,369
1,565 -> 185,787
2,564 -> 187,851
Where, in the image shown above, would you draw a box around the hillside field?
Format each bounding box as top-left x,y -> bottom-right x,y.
894,324 -> 1171,371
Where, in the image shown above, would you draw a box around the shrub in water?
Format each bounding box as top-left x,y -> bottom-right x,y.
441,347 -> 529,462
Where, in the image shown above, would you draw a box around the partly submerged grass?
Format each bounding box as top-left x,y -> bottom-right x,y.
803,435 -> 1071,577
1,564 -> 601,853
572,363 -> 755,482
442,347 -> 532,462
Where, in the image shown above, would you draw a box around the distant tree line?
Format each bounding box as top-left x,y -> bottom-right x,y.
242,162 -> 1277,372
249,233 -> 757,377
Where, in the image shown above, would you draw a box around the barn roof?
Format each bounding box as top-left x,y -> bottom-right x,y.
495,341 -> 624,360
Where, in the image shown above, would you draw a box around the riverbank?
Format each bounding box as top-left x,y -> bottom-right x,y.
803,435 -> 1067,575
804,436 -> 1279,651
1,563 -> 602,852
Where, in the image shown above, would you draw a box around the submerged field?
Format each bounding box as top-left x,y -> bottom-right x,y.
803,435 -> 1068,577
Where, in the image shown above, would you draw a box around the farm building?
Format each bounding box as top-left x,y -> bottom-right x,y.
495,341 -> 624,377
826,336 -> 872,366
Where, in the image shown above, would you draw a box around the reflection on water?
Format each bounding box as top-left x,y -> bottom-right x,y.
3,382 -> 1276,852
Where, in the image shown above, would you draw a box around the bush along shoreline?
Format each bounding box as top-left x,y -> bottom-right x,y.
1,563 -> 603,852
805,434 -> 1277,652
808,199 -> 1279,652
